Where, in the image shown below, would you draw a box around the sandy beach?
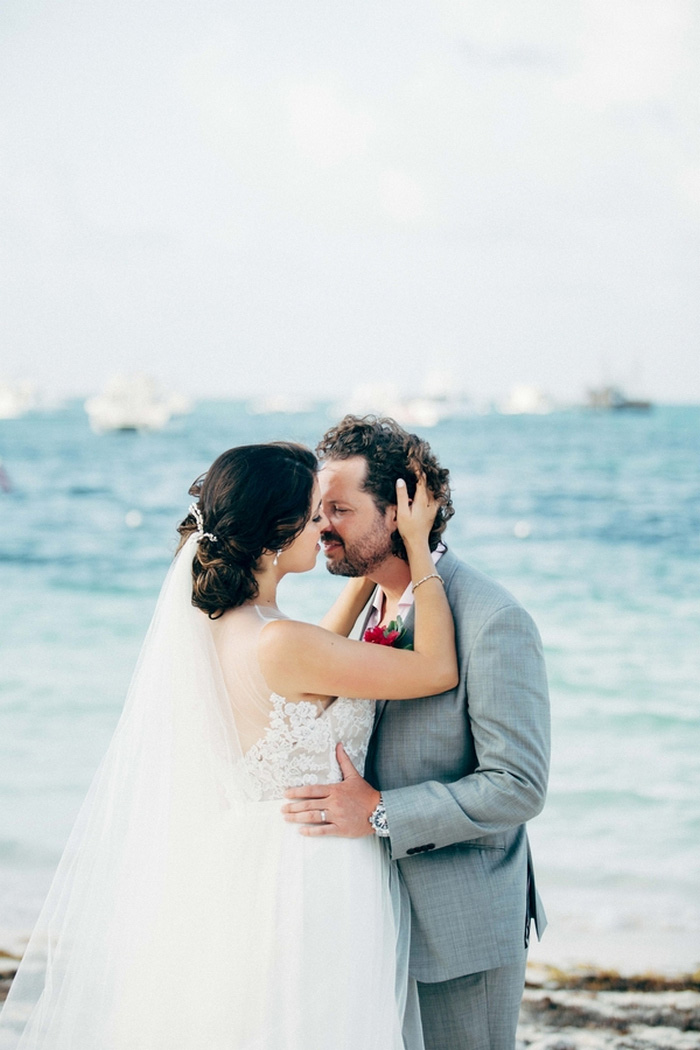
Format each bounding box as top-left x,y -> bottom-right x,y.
520,964 -> 700,1049
2,942 -> 698,1049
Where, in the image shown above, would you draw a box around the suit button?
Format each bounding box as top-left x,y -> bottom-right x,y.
424,843 -> 436,851
407,847 -> 418,855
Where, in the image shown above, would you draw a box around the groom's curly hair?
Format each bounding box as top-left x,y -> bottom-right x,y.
316,415 -> 454,561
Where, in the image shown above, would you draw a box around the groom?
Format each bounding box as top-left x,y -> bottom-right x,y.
284,415 -> 550,1050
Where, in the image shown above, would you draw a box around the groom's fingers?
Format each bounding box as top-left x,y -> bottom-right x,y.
282,801 -> 327,817
284,785 -> 330,800
298,823 -> 336,837
282,786 -> 333,820
283,806 -> 335,833
282,808 -> 329,822
336,742 -> 360,779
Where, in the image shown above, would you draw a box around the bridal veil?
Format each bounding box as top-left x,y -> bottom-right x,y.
0,536 -> 275,1047
0,535 -> 414,1050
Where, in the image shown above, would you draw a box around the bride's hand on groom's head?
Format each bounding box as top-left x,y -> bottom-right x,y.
396,473 -> 438,550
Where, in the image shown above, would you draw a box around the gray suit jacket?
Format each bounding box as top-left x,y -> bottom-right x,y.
365,548 -> 550,982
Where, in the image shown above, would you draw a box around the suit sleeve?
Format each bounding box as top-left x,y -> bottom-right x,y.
381,603 -> 550,861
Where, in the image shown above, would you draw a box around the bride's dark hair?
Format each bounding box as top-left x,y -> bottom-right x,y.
177,443 -> 317,617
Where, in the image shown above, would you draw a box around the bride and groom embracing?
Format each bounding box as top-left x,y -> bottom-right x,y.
0,415 -> 550,1050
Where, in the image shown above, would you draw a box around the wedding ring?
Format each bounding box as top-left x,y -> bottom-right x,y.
320,810 -> 326,823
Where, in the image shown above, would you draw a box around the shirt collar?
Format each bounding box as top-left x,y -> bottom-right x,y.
369,543 -> 445,625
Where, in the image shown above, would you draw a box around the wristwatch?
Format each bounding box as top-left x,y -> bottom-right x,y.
368,794 -> 390,838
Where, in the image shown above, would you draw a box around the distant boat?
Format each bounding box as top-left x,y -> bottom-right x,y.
85,375 -> 192,433
499,385 -> 552,416
247,394 -> 317,415
335,377 -> 470,428
587,386 -> 652,412
0,380 -> 35,420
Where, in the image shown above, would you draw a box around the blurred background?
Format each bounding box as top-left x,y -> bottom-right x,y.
1,0 -> 698,406
1,0 -> 699,978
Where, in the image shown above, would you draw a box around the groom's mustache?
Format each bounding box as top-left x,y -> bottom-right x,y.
321,530 -> 344,546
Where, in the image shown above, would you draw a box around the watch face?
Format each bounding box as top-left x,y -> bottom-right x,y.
369,804 -> 390,836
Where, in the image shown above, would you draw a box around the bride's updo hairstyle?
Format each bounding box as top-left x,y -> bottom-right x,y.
177,442 -> 317,617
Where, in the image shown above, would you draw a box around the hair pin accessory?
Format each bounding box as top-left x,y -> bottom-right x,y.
188,502 -> 218,543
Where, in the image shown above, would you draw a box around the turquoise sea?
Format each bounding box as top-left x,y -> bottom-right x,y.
1,402 -> 699,972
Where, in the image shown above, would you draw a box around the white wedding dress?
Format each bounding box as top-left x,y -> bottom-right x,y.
0,537 -> 413,1050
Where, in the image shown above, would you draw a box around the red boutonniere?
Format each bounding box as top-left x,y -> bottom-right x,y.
363,616 -> 412,649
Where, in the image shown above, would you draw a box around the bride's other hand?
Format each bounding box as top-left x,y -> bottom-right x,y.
395,474 -> 438,551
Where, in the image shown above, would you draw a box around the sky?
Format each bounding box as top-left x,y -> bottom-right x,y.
1,0 -> 699,404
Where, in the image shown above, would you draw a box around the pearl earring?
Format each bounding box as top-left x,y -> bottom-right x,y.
273,550 -> 281,566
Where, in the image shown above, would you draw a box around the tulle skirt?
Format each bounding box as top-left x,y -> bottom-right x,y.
0,800 -> 410,1050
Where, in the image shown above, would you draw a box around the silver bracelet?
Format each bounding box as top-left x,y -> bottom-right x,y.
411,572 -> 444,594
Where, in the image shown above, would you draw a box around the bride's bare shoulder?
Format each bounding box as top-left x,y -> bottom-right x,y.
257,617 -> 324,652
256,619 -> 333,693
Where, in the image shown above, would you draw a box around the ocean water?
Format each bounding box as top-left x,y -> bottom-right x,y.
1,401 -> 699,972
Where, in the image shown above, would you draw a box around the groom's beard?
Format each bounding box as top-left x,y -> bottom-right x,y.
322,523 -> 394,578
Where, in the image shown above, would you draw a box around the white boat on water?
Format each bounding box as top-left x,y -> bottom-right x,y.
0,380 -> 35,420
247,394 -> 317,415
85,375 -> 191,433
335,373 -> 470,428
499,385 -> 553,416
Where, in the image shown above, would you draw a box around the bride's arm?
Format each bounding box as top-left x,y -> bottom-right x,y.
319,577 -> 376,636
259,478 -> 458,700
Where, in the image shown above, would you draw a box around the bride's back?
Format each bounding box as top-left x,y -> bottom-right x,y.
209,604 -> 375,801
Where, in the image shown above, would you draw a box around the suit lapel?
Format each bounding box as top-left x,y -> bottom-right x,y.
359,592 -> 377,638
372,603 -> 416,728
359,592 -> 381,718
358,591 -> 391,727
370,546 -> 459,726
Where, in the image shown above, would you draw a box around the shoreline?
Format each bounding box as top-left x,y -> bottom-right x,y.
520,963 -> 700,1049
2,954 -> 699,1048
526,920 -> 700,983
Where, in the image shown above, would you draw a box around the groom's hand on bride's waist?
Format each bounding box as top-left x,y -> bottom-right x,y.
282,743 -> 381,838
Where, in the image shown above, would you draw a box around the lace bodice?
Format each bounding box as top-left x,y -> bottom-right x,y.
242,693 -> 375,801
210,603 -> 376,802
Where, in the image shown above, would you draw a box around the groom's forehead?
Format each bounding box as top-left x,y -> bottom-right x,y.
319,457 -> 369,499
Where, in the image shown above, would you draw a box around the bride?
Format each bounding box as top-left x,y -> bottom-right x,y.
0,442 -> 457,1050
